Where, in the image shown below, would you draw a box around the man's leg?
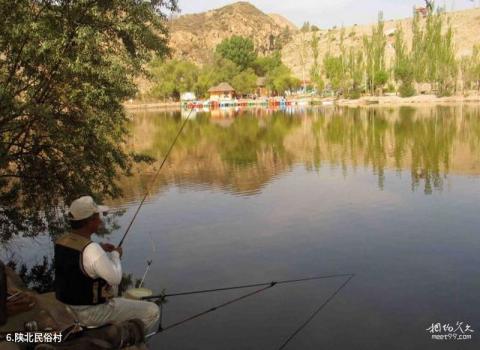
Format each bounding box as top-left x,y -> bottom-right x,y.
70,298 -> 160,334
108,298 -> 160,334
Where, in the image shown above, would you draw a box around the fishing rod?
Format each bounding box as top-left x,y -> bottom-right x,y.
143,273 -> 355,299
153,283 -> 275,333
145,273 -> 355,349
139,260 -> 153,288
138,231 -> 157,288
118,106 -> 195,247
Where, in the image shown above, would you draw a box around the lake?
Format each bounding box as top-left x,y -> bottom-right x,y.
5,105 -> 480,349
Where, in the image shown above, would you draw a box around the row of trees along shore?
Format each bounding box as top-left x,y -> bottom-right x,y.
148,36 -> 301,100
149,8 -> 480,101
313,9 -> 480,98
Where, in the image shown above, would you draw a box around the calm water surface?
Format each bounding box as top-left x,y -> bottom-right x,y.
8,105 -> 480,349
115,105 -> 480,349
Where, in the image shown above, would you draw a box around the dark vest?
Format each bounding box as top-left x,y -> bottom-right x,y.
54,233 -> 112,305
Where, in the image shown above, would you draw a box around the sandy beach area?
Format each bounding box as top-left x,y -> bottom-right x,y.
335,94 -> 480,107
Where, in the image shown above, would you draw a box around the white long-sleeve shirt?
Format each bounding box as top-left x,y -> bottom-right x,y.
82,242 -> 122,286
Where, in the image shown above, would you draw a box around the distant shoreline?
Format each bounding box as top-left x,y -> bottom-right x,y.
124,94 -> 480,110
124,101 -> 181,110
335,94 -> 480,107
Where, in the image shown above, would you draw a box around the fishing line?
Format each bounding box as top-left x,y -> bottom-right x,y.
118,107 -> 195,247
143,273 -> 355,299
156,283 -> 276,334
145,273 -> 355,346
277,273 -> 355,350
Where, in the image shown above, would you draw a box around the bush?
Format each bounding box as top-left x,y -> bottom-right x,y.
374,70 -> 389,88
386,83 -> 396,93
399,82 -> 416,97
437,82 -> 454,97
348,89 -> 362,99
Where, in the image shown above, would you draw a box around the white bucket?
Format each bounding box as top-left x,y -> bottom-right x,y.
125,288 -> 153,300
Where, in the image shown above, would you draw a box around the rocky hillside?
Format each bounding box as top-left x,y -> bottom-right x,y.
267,13 -> 297,31
169,1 -> 297,64
282,7 -> 480,79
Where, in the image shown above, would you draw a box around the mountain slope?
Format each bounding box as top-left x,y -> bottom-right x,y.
169,1 -> 295,64
268,13 -> 298,31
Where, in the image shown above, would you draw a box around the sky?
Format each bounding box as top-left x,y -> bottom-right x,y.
176,0 -> 479,28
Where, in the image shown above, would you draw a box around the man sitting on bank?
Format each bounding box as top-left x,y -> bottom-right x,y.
54,196 -> 159,335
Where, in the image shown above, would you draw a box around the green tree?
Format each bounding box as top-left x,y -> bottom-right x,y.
231,68 -> 258,96
310,31 -> 323,93
411,13 -> 426,82
195,56 -> 240,98
323,54 -> 343,93
215,36 -> 257,70
323,30 -> 349,95
0,0 -> 177,237
266,65 -> 301,95
436,24 -> 457,96
394,26 -> 416,97
363,12 -> 387,94
294,31 -> 310,90
346,47 -> 365,98
461,45 -> 480,92
149,59 -> 199,99
253,51 -> 282,76
410,11 -> 457,96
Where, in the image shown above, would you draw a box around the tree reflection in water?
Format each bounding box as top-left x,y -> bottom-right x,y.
125,105 -> 480,202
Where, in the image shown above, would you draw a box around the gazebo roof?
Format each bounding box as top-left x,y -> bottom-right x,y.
208,82 -> 235,93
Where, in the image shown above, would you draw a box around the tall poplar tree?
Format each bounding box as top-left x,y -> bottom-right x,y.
363,12 -> 387,95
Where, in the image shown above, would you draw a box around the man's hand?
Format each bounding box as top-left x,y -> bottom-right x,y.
100,243 -> 122,257
113,246 -> 123,258
100,243 -> 116,252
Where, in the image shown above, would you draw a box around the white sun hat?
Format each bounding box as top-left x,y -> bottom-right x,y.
68,196 -> 109,221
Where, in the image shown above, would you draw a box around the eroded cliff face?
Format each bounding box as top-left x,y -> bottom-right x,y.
168,2 -> 296,65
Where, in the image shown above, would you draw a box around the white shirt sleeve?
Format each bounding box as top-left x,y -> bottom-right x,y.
82,242 -> 122,286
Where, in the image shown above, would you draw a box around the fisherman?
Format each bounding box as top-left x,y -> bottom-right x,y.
54,196 -> 160,335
